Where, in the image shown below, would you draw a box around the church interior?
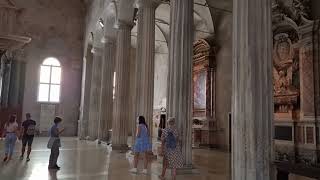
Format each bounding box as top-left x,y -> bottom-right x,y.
1,0 -> 320,179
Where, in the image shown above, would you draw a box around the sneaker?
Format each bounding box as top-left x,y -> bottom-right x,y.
3,156 -> 8,162
20,155 -> 24,160
26,157 -> 30,162
129,168 -> 138,173
141,169 -> 148,175
158,175 -> 165,180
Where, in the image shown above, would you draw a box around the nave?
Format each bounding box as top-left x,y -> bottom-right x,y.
0,138 -> 230,180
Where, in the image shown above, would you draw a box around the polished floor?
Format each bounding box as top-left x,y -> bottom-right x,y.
0,137 -> 230,180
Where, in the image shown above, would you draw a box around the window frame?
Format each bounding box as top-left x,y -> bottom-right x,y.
37,58 -> 62,103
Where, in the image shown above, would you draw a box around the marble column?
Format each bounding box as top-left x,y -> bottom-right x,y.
232,0 -> 273,180
79,51 -> 93,139
167,0 -> 193,167
98,37 -> 116,142
134,0 -> 160,140
88,47 -> 103,140
112,21 -> 134,150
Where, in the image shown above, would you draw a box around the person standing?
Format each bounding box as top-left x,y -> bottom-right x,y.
2,115 -> 19,162
47,117 -> 64,170
159,117 -> 183,180
20,113 -> 36,161
129,116 -> 152,174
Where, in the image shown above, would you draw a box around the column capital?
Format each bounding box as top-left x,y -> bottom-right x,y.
114,20 -> 135,30
101,36 -> 116,44
91,47 -> 103,56
136,0 -> 162,8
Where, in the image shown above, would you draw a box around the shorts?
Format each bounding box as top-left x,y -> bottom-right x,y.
22,135 -> 34,147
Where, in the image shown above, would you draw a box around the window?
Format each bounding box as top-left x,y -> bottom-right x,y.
38,57 -> 61,103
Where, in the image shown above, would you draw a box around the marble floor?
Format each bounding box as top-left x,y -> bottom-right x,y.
0,137 -> 230,180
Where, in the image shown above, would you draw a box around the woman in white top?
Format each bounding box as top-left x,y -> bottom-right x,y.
2,115 -> 19,162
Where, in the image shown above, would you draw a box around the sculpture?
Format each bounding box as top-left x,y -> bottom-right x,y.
273,33 -> 298,96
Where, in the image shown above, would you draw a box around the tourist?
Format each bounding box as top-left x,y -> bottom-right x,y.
47,117 -> 64,170
129,116 -> 152,174
2,115 -> 19,162
159,117 -> 183,180
20,113 -> 36,161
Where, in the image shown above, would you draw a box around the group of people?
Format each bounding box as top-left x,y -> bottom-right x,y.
2,113 -> 183,178
1,113 -> 64,170
130,116 -> 183,180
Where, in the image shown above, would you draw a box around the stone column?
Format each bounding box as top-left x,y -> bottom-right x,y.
88,47 -> 103,140
311,0 -> 320,20
98,37 -> 116,142
134,0 -> 161,141
112,21 -> 134,150
167,0 -> 193,167
79,51 -> 93,139
232,0 -> 273,180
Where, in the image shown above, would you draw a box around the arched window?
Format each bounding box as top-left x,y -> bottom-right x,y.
38,57 -> 61,103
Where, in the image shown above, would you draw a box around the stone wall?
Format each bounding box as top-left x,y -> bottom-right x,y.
17,0 -> 85,136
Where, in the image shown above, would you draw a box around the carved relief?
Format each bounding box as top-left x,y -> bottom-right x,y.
272,0 -> 320,168
273,0 -> 312,25
273,33 -> 299,114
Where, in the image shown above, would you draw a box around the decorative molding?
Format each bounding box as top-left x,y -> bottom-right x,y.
114,20 -> 134,30
272,0 -> 312,25
135,0 -> 162,8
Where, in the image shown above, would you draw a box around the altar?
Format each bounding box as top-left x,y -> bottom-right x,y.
192,39 -> 216,148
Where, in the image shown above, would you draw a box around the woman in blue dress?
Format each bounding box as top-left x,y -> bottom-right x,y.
129,116 -> 152,174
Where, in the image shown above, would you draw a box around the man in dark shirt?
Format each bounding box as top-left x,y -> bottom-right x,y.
20,113 -> 36,161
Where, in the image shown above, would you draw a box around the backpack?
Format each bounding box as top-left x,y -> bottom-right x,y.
26,124 -> 36,136
166,131 -> 177,149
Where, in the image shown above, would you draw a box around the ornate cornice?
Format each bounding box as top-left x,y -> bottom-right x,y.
272,0 -> 312,25
101,36 -> 115,44
114,20 -> 135,30
135,0 -> 162,8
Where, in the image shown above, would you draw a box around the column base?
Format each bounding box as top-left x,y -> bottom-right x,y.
112,144 -> 129,151
176,166 -> 200,175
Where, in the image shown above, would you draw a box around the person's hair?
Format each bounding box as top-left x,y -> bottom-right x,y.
167,117 -> 175,126
54,117 -> 62,124
138,116 -> 148,129
26,113 -> 31,118
7,115 -> 17,126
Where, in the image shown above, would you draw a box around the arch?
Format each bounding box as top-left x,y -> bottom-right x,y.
193,39 -> 216,67
42,57 -> 61,66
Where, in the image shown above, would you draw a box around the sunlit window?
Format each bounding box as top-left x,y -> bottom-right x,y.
38,57 -> 61,103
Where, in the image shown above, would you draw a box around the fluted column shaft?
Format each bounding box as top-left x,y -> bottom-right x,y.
79,52 -> 93,139
232,0 -> 273,179
88,47 -> 103,140
134,0 -> 160,141
112,22 -> 133,149
167,0 -> 193,167
98,38 -> 116,141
